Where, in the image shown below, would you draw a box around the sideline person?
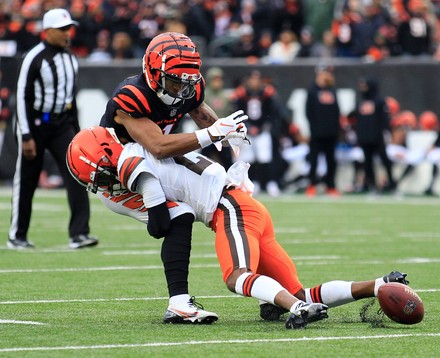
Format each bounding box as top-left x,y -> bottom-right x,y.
9,8 -> 98,250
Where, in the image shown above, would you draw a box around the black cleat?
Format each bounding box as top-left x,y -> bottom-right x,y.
7,238 -> 35,249
383,271 -> 409,285
69,234 -> 99,249
260,303 -> 288,321
285,302 -> 328,329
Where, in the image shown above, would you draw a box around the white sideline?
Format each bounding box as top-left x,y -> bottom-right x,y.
1,333 -> 439,353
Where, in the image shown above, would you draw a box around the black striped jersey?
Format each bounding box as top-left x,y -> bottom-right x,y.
16,41 -> 78,136
100,73 -> 205,143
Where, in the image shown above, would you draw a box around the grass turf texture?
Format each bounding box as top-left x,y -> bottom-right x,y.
0,188 -> 439,357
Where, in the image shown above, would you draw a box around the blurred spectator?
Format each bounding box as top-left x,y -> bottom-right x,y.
230,23 -> 261,58
279,120 -> 310,192
111,31 -> 134,60
213,0 -> 234,38
397,0 -> 434,56
163,17 -> 187,35
9,0 -> 43,55
230,0 -> 256,28
304,64 -> 341,197
267,29 -> 300,63
1,0 -> 439,62
351,1 -> 389,57
297,26 -> 325,58
257,30 -> 274,58
231,70 -> 282,196
131,1 -> 163,58
422,111 -> 440,195
201,67 -> 234,168
246,0 -> 276,41
0,70 -> 12,154
87,29 -> 112,62
107,0 -> 139,36
183,0 -> 216,46
386,110 -> 424,189
365,23 -> 403,62
304,0 -> 338,43
419,110 -> 439,131
272,0 -> 304,40
349,77 -> 396,194
337,113 -> 366,193
69,0 -> 100,57
319,29 -> 338,58
331,4 -> 361,57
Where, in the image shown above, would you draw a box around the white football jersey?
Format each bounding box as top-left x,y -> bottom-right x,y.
119,143 -> 229,225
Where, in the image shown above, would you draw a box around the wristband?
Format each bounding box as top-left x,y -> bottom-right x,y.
22,133 -> 33,141
195,128 -> 213,148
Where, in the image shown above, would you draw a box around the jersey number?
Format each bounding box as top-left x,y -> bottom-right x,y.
174,153 -> 214,175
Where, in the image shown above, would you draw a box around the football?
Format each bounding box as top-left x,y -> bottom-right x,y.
377,283 -> 424,325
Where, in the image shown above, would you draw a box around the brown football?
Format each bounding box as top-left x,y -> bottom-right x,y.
377,283 -> 424,325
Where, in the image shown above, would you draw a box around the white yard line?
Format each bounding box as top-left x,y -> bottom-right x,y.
0,295 -> 238,305
0,290 -> 437,306
0,264 -> 219,273
1,333 -> 439,353
0,319 -> 46,325
0,255 -> 439,273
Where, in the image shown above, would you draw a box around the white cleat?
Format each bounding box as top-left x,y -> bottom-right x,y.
163,296 -> 218,324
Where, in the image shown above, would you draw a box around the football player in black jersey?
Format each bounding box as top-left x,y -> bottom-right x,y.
100,32 -> 248,324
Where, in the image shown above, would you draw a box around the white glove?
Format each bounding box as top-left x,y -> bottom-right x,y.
213,119 -> 250,154
225,127 -> 251,156
195,110 -> 248,149
208,110 -> 248,141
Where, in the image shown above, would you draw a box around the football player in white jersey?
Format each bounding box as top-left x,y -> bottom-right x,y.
67,127 -> 410,328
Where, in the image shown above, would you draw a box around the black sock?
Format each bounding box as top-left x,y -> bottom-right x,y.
161,213 -> 194,297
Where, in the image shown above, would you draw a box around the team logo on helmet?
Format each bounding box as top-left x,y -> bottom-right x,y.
143,32 -> 202,106
66,126 -> 125,194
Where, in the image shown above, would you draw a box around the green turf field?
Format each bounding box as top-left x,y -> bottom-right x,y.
1,188 -> 439,357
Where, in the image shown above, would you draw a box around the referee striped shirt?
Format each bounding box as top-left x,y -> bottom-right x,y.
16,41 -> 78,136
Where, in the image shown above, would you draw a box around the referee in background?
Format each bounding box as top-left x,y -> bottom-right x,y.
8,8 -> 98,249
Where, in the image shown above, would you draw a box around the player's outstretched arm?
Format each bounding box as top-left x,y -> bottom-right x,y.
116,109 -> 202,159
116,109 -> 247,159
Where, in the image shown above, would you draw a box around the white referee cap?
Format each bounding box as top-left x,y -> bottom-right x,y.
43,8 -> 78,30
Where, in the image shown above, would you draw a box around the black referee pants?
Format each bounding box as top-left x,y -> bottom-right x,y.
308,136 -> 338,189
9,119 -> 90,240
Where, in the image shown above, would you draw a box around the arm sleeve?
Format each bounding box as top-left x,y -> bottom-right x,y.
16,54 -> 36,136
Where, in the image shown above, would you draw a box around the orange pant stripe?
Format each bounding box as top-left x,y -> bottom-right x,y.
213,189 -> 303,295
